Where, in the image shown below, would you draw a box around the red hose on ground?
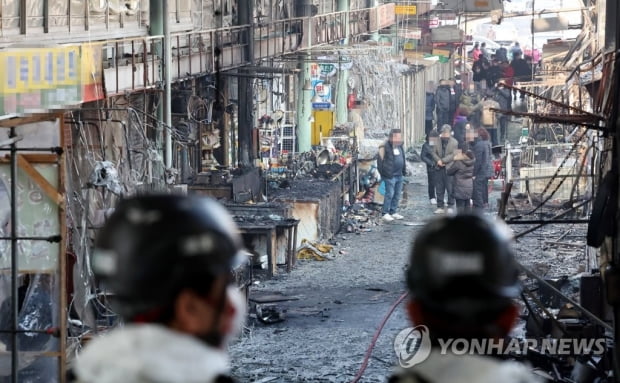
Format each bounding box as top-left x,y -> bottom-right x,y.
349,291 -> 409,383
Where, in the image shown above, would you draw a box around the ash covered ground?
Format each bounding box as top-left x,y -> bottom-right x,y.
229,147 -> 590,382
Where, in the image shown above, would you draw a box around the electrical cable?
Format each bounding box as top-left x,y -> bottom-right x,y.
349,291 -> 409,383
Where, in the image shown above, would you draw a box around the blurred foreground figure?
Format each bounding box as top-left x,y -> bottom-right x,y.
71,194 -> 247,383
390,214 -> 541,383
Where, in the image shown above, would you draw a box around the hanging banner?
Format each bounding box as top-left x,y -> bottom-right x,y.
0,44 -> 105,114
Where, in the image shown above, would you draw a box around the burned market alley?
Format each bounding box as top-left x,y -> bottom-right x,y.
229,118 -> 593,382
229,163 -> 428,383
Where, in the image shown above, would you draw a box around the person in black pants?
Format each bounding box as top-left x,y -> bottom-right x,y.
431,125 -> 459,214
421,130 -> 440,205
435,80 -> 452,129
425,82 -> 436,136
472,127 -> 494,209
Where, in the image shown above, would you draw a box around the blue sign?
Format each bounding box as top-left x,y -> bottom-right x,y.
312,102 -> 331,109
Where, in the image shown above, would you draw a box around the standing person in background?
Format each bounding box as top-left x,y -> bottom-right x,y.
447,149 -> 475,213
472,56 -> 488,94
421,130 -> 440,206
501,61 -> 514,88
471,42 -> 481,61
435,79 -> 452,129
471,90 -> 501,147
449,78 -> 461,124
486,59 -> 503,89
425,82 -> 436,137
494,80 -> 512,144
495,45 -> 508,62
432,125 -> 459,214
480,42 -> 489,59
377,129 -> 407,222
452,109 -> 469,149
472,127 -> 494,210
510,52 -> 531,100
510,41 -> 523,60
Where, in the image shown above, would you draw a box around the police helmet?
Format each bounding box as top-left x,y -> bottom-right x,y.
92,194 -> 245,320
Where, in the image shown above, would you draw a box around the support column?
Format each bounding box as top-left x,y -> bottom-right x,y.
149,0 -> 165,174
297,61 -> 312,152
296,0 -> 314,152
371,0 -> 381,41
237,0 -> 254,167
335,0 -> 350,124
163,0 -> 172,168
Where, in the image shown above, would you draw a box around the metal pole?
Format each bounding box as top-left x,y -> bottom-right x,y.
237,0 -> 255,167
609,0 -> 620,380
9,127 -> 18,383
335,0 -> 350,124
296,0 -> 314,152
531,0 -> 535,88
163,0 -> 172,168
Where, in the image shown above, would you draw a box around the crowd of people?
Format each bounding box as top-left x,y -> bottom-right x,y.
419,41 -> 535,214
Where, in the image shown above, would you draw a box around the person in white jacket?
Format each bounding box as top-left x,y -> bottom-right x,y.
389,215 -> 542,383
69,194 -> 247,383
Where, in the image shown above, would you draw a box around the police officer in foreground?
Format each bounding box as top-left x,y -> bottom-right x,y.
70,194 -> 247,383
390,214 -> 541,383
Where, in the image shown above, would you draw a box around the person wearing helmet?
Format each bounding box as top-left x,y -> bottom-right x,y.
389,215 -> 541,383
69,194 -> 247,383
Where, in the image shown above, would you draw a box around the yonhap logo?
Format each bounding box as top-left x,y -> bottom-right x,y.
393,325 -> 432,368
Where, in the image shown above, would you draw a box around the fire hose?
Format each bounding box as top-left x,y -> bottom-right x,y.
349,292 -> 409,383
349,264 -> 612,383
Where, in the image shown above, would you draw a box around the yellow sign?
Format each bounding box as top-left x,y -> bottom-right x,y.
432,49 -> 451,57
0,44 -> 105,114
395,5 -> 417,15
0,47 -> 80,94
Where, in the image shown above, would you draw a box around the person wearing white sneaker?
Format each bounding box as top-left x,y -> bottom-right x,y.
430,198 -> 437,205
377,129 -> 407,221
382,213 -> 394,222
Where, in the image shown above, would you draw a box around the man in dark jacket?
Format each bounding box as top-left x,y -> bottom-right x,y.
432,125 -> 459,214
435,80 -> 452,129
425,82 -> 436,136
472,57 -> 488,94
377,129 -> 407,222
486,60 -> 503,89
495,45 -> 508,62
510,52 -> 531,100
472,127 -> 494,209
421,130 -> 440,205
494,80 -> 512,143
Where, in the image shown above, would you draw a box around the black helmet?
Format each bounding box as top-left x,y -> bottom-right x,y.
406,214 -> 520,320
92,194 -> 245,320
